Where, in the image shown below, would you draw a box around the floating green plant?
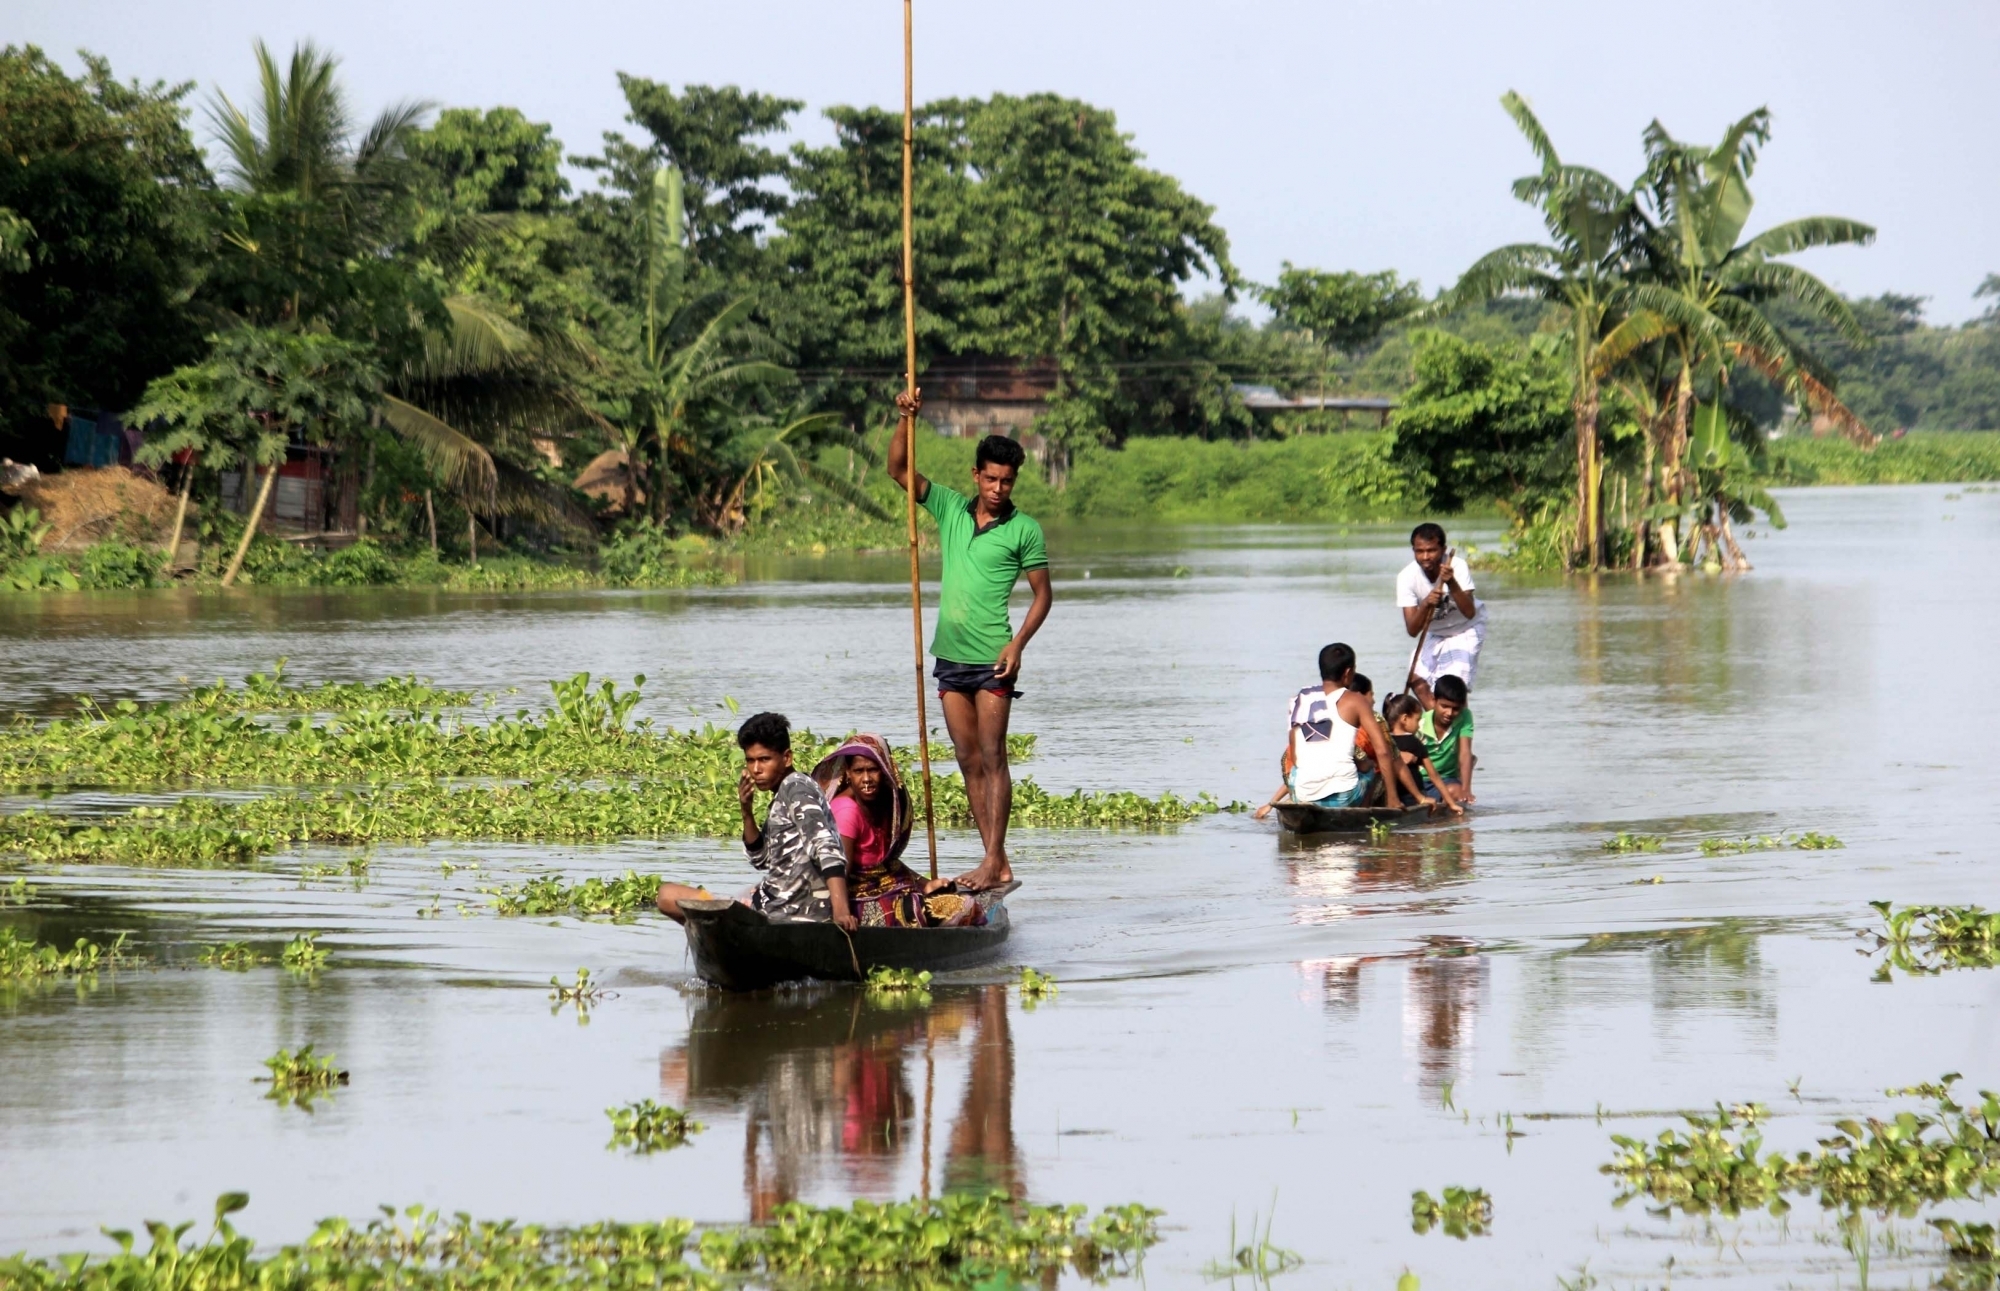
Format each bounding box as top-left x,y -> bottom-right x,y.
1602,832 -> 1664,853
605,1099 -> 703,1153
0,929 -> 135,979
1018,966 -> 1058,1001
279,931 -> 328,973
1868,902 -> 2000,976
1410,1186 -> 1493,1238
0,674 -> 1036,793
177,662 -> 478,713
0,1189 -> 1161,1290
197,941 -> 266,970
1701,832 -> 1844,856
260,1045 -> 347,1108
865,966 -> 934,1006
1933,1218 -> 1999,1260
1606,1075 -> 2000,1217
486,871 -> 662,919
3,875 -> 32,904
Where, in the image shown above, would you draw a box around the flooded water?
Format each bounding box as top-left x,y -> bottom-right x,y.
4,483 -> 2000,1288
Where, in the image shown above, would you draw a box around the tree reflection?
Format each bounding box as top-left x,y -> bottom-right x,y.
663,984 -> 1019,1217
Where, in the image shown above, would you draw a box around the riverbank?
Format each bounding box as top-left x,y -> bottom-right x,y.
6,430 -> 1996,584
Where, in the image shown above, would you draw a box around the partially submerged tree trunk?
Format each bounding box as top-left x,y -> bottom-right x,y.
221,464 -> 278,588
1720,511 -> 1752,571
1653,368 -> 1694,569
1573,385 -> 1601,570
425,489 -> 438,555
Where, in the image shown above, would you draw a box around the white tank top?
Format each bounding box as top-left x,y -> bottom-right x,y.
1289,685 -> 1359,800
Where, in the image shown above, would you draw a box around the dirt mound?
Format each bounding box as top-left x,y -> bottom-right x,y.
3,467 -> 188,551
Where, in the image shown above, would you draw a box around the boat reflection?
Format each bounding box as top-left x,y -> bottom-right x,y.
660,984 -> 1020,1217
1280,822 -> 1477,924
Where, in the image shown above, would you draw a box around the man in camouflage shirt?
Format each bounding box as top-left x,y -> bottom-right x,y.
655,712 -> 856,928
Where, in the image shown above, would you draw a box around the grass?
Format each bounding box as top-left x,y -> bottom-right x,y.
605,1099 -> 704,1153
1200,1204 -> 1302,1281
1762,431 -> 2000,486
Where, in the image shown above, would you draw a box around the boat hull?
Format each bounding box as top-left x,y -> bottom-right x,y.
1273,802 -> 1435,834
681,897 -> 1012,991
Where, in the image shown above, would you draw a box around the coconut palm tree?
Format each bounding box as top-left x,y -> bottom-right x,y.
1627,108 -> 1874,565
1433,92 -> 1660,568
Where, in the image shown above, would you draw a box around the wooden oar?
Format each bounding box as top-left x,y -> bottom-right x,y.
900,0 -> 939,879
1399,545 -> 1455,698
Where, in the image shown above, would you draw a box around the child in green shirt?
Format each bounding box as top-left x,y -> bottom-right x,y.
1417,674 -> 1475,804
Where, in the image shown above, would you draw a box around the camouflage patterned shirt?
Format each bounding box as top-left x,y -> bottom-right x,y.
748,771 -> 849,922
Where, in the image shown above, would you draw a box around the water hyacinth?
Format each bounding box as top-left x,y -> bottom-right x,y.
1410,1186 -> 1493,1238
1868,902 -> 2000,976
0,929 -> 135,979
1605,1075 -> 2000,1217
0,1192 -> 1160,1289
605,1100 -> 703,1153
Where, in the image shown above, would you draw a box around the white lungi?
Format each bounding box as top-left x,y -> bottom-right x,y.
1415,622 -> 1484,689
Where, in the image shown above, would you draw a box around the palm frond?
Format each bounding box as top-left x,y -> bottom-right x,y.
1727,261 -> 1868,345
1739,217 -> 1877,259
795,458 -> 894,520
1430,244 -> 1562,315
379,395 -> 500,494
1500,91 -> 1560,172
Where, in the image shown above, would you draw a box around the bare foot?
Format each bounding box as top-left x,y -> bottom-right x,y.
955,856 -> 1013,892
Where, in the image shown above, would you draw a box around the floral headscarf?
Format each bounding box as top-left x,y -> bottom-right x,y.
810,733 -> 913,865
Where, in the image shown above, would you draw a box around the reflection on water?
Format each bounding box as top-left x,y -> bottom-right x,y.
1280,824 -> 1477,925
664,985 -> 1019,1218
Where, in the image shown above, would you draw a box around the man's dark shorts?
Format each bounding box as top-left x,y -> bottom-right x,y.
933,658 -> 1021,699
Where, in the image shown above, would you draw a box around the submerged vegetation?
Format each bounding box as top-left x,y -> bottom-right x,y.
1606,1075 -> 2000,1217
279,932 -> 328,973
1701,832 -> 1843,855
864,967 -> 934,1007
605,1100 -> 704,1154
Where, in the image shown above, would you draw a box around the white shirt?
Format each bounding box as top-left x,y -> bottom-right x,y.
1288,684 -> 1359,800
1396,556 -> 1484,637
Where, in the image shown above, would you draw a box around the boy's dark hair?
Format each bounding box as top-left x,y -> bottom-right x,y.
1317,642 -> 1356,682
1433,675 -> 1469,706
1411,522 -> 1447,546
974,434 -> 1027,473
1350,672 -> 1372,696
736,711 -> 792,753
1384,694 -> 1422,725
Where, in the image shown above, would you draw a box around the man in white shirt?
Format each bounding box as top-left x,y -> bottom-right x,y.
1396,523 -> 1486,708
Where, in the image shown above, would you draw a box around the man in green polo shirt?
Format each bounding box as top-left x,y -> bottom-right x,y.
891,388 -> 1053,892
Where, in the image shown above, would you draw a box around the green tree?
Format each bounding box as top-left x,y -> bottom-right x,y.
131,327 -> 380,584
1264,266 -> 1423,353
406,106 -> 567,215
1388,331 -> 1571,515
1630,107 -> 1873,565
0,47 -> 215,456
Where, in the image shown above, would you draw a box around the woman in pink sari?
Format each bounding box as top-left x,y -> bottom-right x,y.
812,735 -> 979,928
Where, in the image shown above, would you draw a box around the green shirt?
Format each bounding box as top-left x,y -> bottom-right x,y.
1417,708 -> 1474,781
921,480 -> 1048,665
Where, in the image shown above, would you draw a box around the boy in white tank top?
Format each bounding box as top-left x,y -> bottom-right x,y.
1252,643 -> 1406,817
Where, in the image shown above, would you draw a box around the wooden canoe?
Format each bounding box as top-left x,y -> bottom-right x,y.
680,886 -> 1015,991
1273,801 -> 1437,834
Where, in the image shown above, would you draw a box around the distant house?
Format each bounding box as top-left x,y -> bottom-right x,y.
1233,384 -> 1395,428
921,357 -> 1058,461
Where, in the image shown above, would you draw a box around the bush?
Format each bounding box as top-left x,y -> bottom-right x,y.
314,538 -> 400,587
1059,432 -> 1426,522
599,522 -> 725,587
75,540 -> 159,589
1761,431 -> 2000,485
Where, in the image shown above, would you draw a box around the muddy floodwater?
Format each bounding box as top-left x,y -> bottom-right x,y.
4,482 -> 1999,1288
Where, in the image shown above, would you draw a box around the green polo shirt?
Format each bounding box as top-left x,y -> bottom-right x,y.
921,480 -> 1048,665
1417,707 -> 1474,781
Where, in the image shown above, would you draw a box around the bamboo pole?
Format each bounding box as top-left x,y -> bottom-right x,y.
902,0 -> 939,879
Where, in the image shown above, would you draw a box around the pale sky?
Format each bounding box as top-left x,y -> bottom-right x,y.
17,0 -> 2000,322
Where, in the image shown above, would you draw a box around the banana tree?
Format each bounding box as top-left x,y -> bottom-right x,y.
715,408 -> 893,532
1682,401 -> 1785,570
1433,92 -> 1654,568
1630,108 -> 1873,566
